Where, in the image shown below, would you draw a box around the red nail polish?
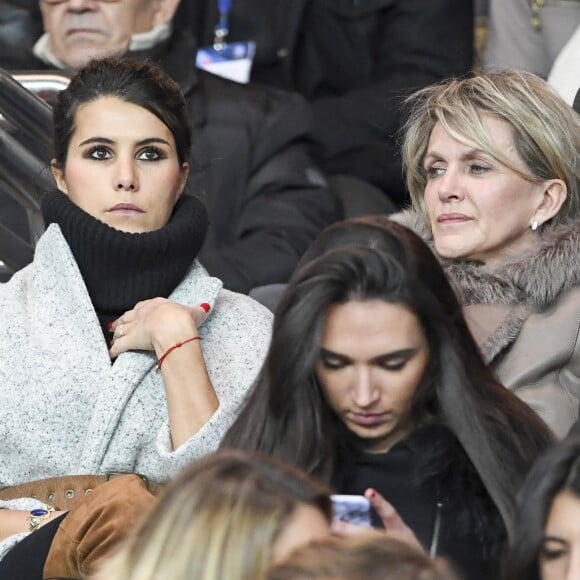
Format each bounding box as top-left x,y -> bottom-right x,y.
369,489 -> 376,499
107,322 -> 113,331
200,303 -> 211,313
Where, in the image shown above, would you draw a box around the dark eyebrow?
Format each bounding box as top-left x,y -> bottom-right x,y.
369,348 -> 418,364
78,137 -> 171,147
319,347 -> 418,363
319,348 -> 351,362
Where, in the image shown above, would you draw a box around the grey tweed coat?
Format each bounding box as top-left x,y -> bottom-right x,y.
0,225 -> 272,558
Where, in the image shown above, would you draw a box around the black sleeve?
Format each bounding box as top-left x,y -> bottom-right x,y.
198,85 -> 342,294
311,0 -> 474,199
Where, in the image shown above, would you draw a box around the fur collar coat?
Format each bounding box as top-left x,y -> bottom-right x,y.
391,210 -> 580,437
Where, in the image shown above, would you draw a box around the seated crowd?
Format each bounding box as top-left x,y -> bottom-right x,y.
0,1 -> 579,579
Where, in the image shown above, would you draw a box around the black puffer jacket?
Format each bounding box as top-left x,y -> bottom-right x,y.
0,29 -> 341,293
186,0 -> 474,201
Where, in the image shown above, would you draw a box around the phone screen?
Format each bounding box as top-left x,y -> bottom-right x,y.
331,494 -> 372,527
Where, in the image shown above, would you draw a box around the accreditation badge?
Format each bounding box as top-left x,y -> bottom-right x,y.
196,41 -> 256,84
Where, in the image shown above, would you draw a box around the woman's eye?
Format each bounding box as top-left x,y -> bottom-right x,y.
320,358 -> 346,370
540,543 -> 568,561
138,147 -> 164,161
540,547 -> 566,560
469,163 -> 489,175
87,146 -> 112,160
380,360 -> 408,371
425,165 -> 445,179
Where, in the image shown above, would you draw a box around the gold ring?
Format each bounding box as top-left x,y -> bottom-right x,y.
118,324 -> 125,337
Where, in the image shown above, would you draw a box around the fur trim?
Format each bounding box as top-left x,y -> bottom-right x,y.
479,305 -> 530,363
389,210 -> 580,361
390,210 -> 580,309
507,223 -> 580,308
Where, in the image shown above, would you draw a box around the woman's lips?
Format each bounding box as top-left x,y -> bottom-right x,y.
437,213 -> 472,224
107,203 -> 144,215
348,412 -> 390,427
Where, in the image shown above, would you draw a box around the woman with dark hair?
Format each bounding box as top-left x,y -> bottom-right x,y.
504,436 -> 580,580
0,57 -> 272,578
223,216 -> 554,580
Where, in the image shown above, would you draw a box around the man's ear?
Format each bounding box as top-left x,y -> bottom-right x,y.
152,0 -> 182,27
51,160 -> 68,194
534,179 -> 567,226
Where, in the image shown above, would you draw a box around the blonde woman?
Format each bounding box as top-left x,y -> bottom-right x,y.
395,70 -> 580,436
97,450 -> 333,580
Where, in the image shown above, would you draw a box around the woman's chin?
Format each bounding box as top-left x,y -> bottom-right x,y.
433,241 -> 475,262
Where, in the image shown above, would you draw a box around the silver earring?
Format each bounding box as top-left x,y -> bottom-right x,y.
531,220 -> 539,231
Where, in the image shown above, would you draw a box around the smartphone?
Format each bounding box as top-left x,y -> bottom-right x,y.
331,494 -> 372,527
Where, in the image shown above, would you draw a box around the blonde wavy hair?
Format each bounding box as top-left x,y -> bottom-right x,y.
401,70 -> 580,226
97,450 -> 332,580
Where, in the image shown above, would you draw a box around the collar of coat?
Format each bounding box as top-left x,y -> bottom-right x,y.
390,210 -> 580,361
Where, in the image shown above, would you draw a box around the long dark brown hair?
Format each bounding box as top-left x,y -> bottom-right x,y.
223,217 -> 554,538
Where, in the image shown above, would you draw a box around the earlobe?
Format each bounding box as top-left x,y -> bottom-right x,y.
536,179 -> 567,225
51,160 -> 68,195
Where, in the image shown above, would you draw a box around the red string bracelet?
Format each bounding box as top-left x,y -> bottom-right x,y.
156,336 -> 202,372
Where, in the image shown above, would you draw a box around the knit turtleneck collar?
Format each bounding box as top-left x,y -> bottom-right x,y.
41,189 -> 208,338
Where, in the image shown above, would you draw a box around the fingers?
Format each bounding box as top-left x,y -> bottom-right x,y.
111,321 -> 135,341
364,488 -> 423,551
191,302 -> 211,328
364,488 -> 400,530
107,300 -> 212,359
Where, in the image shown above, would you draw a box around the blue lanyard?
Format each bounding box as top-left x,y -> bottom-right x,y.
218,0 -> 233,15
214,0 -> 233,47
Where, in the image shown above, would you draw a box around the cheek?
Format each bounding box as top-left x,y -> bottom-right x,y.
41,7 -> 63,34
540,558 -> 568,579
422,186 -> 439,224
156,167 -> 186,199
101,8 -> 137,45
316,370 -> 348,409
391,383 -> 417,414
61,164 -> 94,195
394,363 -> 428,409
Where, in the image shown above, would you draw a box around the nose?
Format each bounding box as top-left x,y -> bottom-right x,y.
437,165 -> 465,202
351,367 -> 380,409
113,158 -> 139,192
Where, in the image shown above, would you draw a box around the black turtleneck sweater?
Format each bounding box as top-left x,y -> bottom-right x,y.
41,190 -> 208,341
